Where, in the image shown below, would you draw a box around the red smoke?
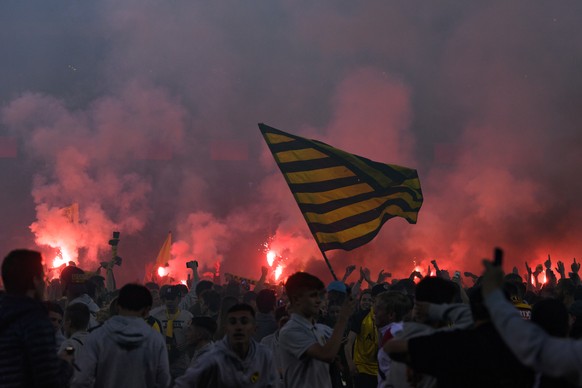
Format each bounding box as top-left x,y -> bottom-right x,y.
1,2 -> 582,286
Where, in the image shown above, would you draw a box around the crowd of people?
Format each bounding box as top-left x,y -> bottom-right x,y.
1,248 -> 582,387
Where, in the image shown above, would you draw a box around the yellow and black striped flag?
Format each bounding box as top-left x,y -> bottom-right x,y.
259,123 -> 423,252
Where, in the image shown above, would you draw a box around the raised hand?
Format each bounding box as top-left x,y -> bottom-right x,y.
512,267 -> 519,275
361,267 -> 372,283
572,258 -> 580,274
377,269 -> 392,283
544,255 -> 552,270
342,265 -> 356,282
525,261 -> 532,275
556,261 -> 566,278
345,265 -> 356,276
481,259 -> 505,297
533,264 -> 543,276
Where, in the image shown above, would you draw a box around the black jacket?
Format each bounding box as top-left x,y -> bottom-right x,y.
0,294 -> 72,387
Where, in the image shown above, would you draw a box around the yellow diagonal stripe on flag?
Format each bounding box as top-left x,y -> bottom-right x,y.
264,133 -> 295,144
303,191 -> 420,225
295,183 -> 374,205
276,148 -> 329,163
285,166 -> 355,184
314,205 -> 420,244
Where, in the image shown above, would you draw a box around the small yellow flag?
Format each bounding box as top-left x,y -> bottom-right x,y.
155,232 -> 172,268
61,203 -> 79,224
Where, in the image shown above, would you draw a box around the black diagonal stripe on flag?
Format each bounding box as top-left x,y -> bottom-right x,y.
259,123 -> 423,252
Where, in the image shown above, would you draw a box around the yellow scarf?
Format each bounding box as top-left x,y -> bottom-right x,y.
166,310 -> 180,338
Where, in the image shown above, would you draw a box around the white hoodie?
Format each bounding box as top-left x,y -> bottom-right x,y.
69,294 -> 101,329
72,315 -> 170,388
175,337 -> 276,388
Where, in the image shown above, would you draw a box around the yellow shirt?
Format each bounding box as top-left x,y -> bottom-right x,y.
353,309 -> 378,375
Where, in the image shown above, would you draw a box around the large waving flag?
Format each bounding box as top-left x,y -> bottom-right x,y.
259,123 -> 423,252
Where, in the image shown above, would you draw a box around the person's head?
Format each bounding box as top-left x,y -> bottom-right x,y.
2,250 -> 45,298
224,280 -> 242,299
390,279 -> 416,297
195,280 -> 214,298
161,285 -> 181,312
46,279 -> 63,302
64,302 -> 90,336
225,303 -> 256,348
504,273 -> 525,299
59,265 -> 86,298
373,291 -> 412,327
503,281 -> 524,304
200,289 -> 221,314
175,284 -> 189,301
325,302 -> 342,325
326,281 -> 347,307
87,275 -> 106,300
372,283 -> 390,298
415,277 -> 457,304
256,289 -> 277,314
45,301 -> 64,333
539,284 -> 556,300
145,282 -> 161,308
216,295 -> 240,338
532,298 -> 569,337
242,291 -> 257,311
213,284 -> 224,295
413,277 -> 457,324
285,272 -> 325,318
274,305 -> 289,328
359,289 -> 373,311
187,316 -> 218,347
117,284 -> 153,317
145,282 -> 160,291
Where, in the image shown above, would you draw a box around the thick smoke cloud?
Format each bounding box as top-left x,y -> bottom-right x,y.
1,1 -> 582,286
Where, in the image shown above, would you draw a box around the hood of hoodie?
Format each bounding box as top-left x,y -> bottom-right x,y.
69,294 -> 99,313
214,336 -> 258,368
0,294 -> 46,331
103,315 -> 151,350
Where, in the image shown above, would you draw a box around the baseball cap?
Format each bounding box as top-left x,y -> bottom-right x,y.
371,283 -> 390,297
327,280 -> 347,294
162,285 -> 182,300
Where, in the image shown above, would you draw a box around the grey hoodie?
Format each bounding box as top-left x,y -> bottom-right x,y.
175,337 -> 276,388
69,293 -> 101,329
72,315 -> 170,388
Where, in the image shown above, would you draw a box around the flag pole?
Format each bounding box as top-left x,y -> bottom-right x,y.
320,249 -> 338,281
